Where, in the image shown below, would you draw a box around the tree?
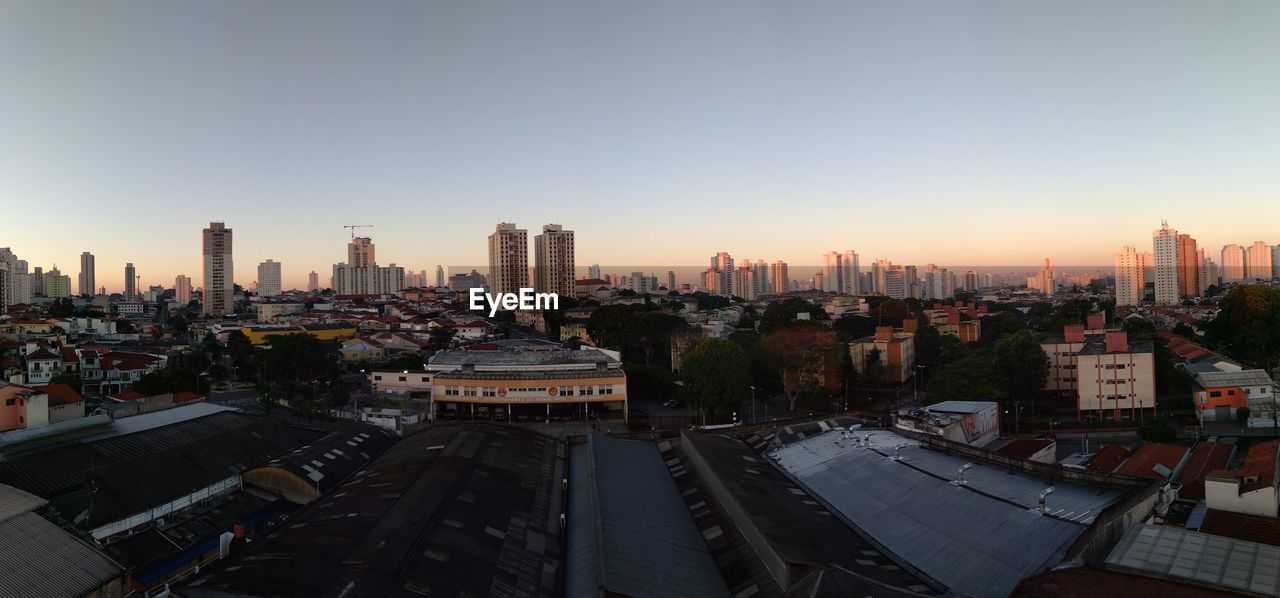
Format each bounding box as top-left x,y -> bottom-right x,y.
991,330 -> 1049,406
170,315 -> 189,335
758,298 -> 827,334
925,352 -> 996,402
116,319 -> 136,334
1237,406 -> 1252,426
428,327 -> 456,351
861,348 -> 886,390
1206,285 -> 1280,371
761,324 -> 841,411
866,298 -> 912,323
680,339 -> 751,423
833,315 -> 876,341
914,323 -> 942,369
46,298 -> 74,318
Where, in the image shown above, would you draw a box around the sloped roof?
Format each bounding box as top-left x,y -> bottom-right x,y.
1176,441 -> 1233,500
1194,369 -> 1274,388
1198,509 -> 1280,547
1082,444 -> 1130,473
32,383 -> 85,406
1114,443 -> 1188,480
0,511 -> 124,598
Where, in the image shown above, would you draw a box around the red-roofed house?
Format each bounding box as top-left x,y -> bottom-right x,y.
0,383 -> 48,431
1082,444 -> 1131,473
1177,441 -> 1234,500
995,438 -> 1057,464
1114,442 -> 1190,481
83,351 -> 165,396
32,382 -> 86,424
1206,439 -> 1279,517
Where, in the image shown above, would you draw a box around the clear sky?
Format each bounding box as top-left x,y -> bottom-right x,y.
2,1 -> 1279,291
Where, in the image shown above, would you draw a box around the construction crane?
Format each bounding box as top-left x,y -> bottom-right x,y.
344,224 -> 374,239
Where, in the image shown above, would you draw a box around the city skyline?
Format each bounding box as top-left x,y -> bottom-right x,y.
5,2 -> 1280,289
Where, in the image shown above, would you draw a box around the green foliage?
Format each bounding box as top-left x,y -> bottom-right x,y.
690,292 -> 732,311
866,297 -> 912,323
428,327 -> 456,350
979,312 -> 1025,346
760,324 -> 840,410
1205,285 -> 1280,370
585,304 -> 687,365
258,333 -> 342,386
925,351 -> 996,402
623,363 -> 678,401
833,315 -> 876,341
132,367 -> 201,396
116,319 -> 136,334
680,338 -> 751,421
758,298 -> 827,335
991,330 -> 1050,402
46,298 -> 74,318
1238,406 -> 1252,424
914,323 -> 942,368
1137,419 -> 1177,443
170,315 -> 189,335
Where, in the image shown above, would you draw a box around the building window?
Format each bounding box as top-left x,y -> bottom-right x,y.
3,399 -> 12,406
1210,391 -> 1221,398
399,376 -> 407,382
374,375 -> 382,381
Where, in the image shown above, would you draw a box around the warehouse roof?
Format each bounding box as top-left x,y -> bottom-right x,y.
768,429 -> 1124,598
1011,567 -> 1234,598
1106,524 -> 1280,596
430,345 -> 620,368
186,423 -> 567,598
0,512 -> 125,598
243,424 -> 396,504
925,400 -> 996,414
566,434 -> 728,598
0,483 -> 46,520
682,431 -> 941,595
1193,369 -> 1274,388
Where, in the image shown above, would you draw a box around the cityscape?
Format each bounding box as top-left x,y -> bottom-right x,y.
4,2 -> 1280,598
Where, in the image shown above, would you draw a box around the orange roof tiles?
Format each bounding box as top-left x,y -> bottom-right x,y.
1114,443 -> 1189,480
1176,441 -> 1233,499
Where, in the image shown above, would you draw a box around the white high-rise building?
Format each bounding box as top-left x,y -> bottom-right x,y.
734,265 -> 757,300
534,224 -> 575,298
308,271 -> 320,291
1246,241 -> 1272,280
872,259 -> 891,295
707,252 -> 733,297
333,236 -> 406,295
821,252 -> 840,292
175,275 -> 192,304
202,222 -> 235,316
1115,245 -> 1148,306
79,251 -> 95,297
1221,244 -> 1246,284
435,265 -> 445,287
840,250 -> 860,294
1197,250 -> 1216,296
587,264 -> 601,280
1036,258 -> 1056,297
257,259 -> 282,297
488,223 -> 528,298
1152,222 -> 1179,305
124,262 -> 137,301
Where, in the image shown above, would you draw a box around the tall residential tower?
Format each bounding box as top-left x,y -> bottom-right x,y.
202,222 -> 235,317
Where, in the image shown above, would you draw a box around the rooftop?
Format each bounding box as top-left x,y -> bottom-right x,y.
767,428 -> 1129,597
186,423 -> 567,598
1113,442 -> 1188,480
995,438 -> 1056,460
1106,524 -> 1280,596
1011,566 -> 1236,598
925,400 -> 996,414
1081,444 -> 1131,473
1207,438 -> 1279,494
1175,441 -> 1234,500
1194,368 -> 1274,388
566,434 -> 728,598
0,511 -> 125,598
1197,509 -> 1280,548
430,344 -> 620,369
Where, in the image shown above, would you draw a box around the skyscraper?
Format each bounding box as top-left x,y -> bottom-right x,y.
42,266 -> 69,298
308,271 -> 320,292
706,252 -> 734,297
1176,234 -> 1199,298
435,265 -> 445,287
534,224 -> 575,298
1221,244 -> 1246,284
124,262 -> 137,301
821,252 -> 840,292
666,270 -> 676,291
872,259 -> 891,295
175,275 -> 192,305
348,237 -> 375,268
32,266 -> 43,296
1246,241 -> 1272,280
1273,246 -> 1280,281
770,261 -> 789,294
333,236 -> 404,295
79,251 -> 95,297
587,264 -> 601,280
1152,222 -> 1179,305
840,250 -> 860,295
257,259 -> 282,297
488,223 -> 528,297
1115,245 -> 1148,306
202,222 -> 235,317
1197,250 -> 1216,296
1035,258 -> 1055,297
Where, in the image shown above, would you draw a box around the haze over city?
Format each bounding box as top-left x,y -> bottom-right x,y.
5,0 -> 1280,291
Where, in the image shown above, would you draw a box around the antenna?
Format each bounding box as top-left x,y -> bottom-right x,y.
344,224 -> 374,239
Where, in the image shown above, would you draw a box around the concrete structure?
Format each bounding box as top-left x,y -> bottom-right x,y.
706,252 -> 733,297
175,274 -> 192,305
894,400 -> 1000,447
124,262 -> 137,301
202,222 -> 235,316
1274,245 -> 1280,281
41,266 -> 70,298
78,251 -> 95,297
732,264 -> 756,300
533,223 -> 574,299
256,259 -> 282,297
1177,233 -> 1200,298
332,237 -> 405,296
487,223 -> 528,299
769,260 -> 788,294
1192,369 -> 1275,424
238,324 -> 356,345
849,325 -> 915,384
0,383 -> 49,432
1247,240 -> 1273,280
254,301 -> 305,323
1034,257 -> 1056,296
1221,243 -> 1246,284
1205,439 -> 1278,518
1116,245 -> 1151,306
1153,222 -> 1179,305
1042,325 -> 1156,421
308,270 -> 319,291
428,340 -> 626,422
1198,248 -> 1217,295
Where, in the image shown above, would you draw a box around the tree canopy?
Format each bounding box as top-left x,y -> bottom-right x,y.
991,329 -> 1049,403
1206,285 -> 1280,370
680,338 -> 751,422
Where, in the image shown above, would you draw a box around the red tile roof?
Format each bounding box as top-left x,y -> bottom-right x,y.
172,391 -> 202,404
995,438 -> 1056,460
32,383 -> 85,406
108,390 -> 144,402
1176,441 -> 1234,499
1208,439 -> 1279,495
25,348 -> 59,360
1198,509 -> 1280,547
1114,443 -> 1189,480
1082,444 -> 1130,473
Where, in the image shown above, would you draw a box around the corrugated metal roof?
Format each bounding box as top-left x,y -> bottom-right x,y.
0,512 -> 124,598
1194,369 -> 1273,388
1106,524 -> 1280,596
925,400 -> 996,414
0,482 -> 46,521
770,429 -> 1096,598
566,434 -> 729,598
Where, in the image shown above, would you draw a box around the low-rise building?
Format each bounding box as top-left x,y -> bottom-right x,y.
255,301 -> 305,323
428,340 -> 626,422
849,324 -> 916,384
0,383 -> 48,432
368,369 -> 431,398
1192,369 -> 1275,424
239,323 -> 357,345
1205,439 -> 1279,517
894,400 -> 1001,447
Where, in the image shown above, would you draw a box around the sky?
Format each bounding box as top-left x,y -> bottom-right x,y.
2,1 -> 1279,291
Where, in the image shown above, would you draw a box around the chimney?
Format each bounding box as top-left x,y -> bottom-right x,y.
1105,331 -> 1128,353
902,319 -> 918,333
1086,313 -> 1104,331
875,326 -> 893,342
1064,325 -> 1085,343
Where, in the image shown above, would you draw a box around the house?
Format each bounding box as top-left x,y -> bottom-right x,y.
22,347 -> 60,385
32,382 -> 86,425
1205,439 -> 1279,517
1192,369 -> 1275,424
340,337 -> 385,363
0,383 -> 48,432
